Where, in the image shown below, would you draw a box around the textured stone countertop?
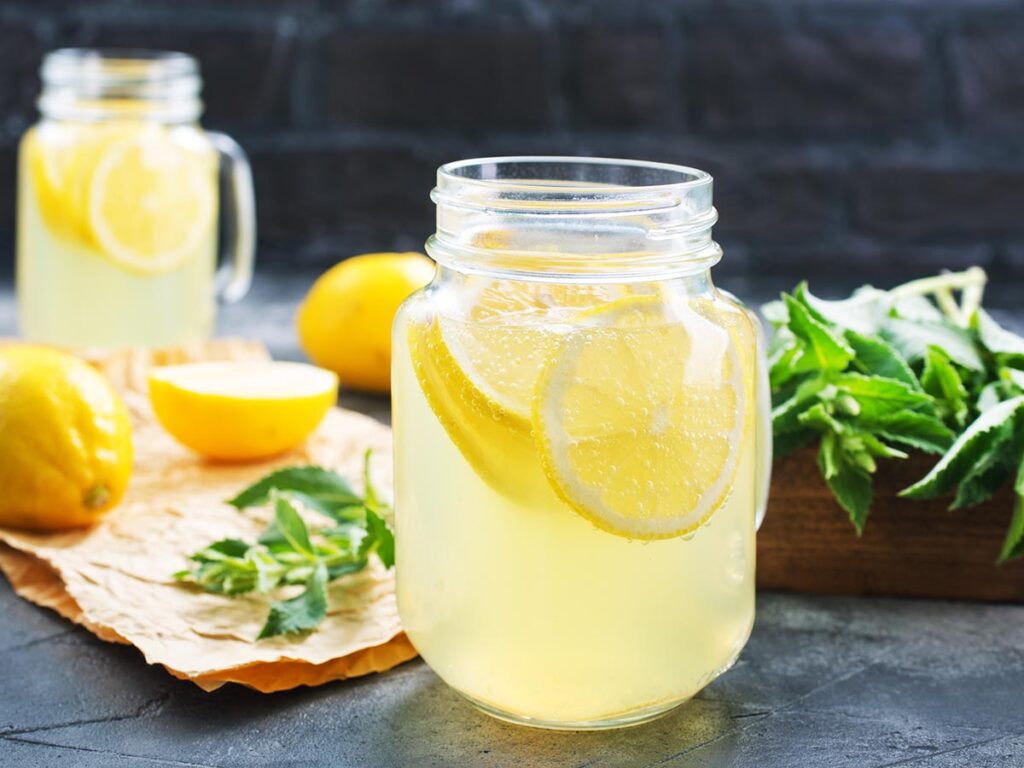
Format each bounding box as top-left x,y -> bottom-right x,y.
1,273 -> 1023,768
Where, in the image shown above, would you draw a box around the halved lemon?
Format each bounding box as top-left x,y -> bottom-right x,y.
532,295 -> 750,540
87,129 -> 216,274
149,362 -> 338,461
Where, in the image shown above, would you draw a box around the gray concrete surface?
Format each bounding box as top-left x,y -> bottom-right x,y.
1,273 -> 1023,767
3,583 -> 1023,767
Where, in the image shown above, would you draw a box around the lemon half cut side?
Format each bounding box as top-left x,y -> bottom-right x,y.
532,296 -> 748,540
149,361 -> 338,461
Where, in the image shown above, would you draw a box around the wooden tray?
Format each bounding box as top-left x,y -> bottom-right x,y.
757,448 -> 1024,602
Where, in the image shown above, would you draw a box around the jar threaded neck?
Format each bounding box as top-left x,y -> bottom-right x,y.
428,157 -> 721,281
38,49 -> 202,123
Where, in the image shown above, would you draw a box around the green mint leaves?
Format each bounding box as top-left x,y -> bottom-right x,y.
175,451 -> 395,639
765,268 -> 1024,560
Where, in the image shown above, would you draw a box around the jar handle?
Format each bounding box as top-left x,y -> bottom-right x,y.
208,131 -> 256,304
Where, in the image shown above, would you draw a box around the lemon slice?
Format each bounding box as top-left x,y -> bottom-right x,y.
407,316 -> 549,502
26,123 -> 161,248
149,362 -> 338,461
88,129 -> 215,274
25,124 -> 92,243
438,278 -> 634,420
532,295 -> 749,540
408,279 -> 638,498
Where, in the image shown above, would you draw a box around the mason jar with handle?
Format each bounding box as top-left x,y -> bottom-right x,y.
392,157 -> 772,729
17,48 -> 256,348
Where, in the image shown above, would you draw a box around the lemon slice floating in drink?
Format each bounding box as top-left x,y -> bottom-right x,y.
88,129 -> 215,274
409,283 -> 752,538
436,279 -> 632,423
407,280 -> 626,503
24,123 -> 215,274
408,316 -> 543,502
532,296 -> 749,539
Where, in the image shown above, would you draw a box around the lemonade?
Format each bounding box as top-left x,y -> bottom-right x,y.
18,121 -> 218,347
393,156 -> 767,730
394,281 -> 758,727
16,49 -> 255,348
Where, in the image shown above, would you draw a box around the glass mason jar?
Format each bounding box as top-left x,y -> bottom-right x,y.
393,157 -> 771,729
17,49 -> 255,348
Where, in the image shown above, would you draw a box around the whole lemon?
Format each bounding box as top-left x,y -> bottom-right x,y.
296,252 -> 435,392
0,346 -> 133,530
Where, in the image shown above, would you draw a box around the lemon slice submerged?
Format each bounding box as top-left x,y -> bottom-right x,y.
437,279 -> 632,420
149,362 -> 338,461
533,297 -> 747,539
25,123 -> 216,274
89,131 -> 215,274
408,285 -> 752,540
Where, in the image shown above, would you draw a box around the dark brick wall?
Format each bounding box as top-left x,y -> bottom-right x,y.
1,0 -> 1023,297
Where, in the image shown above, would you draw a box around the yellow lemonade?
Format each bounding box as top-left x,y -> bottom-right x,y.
394,276 -> 759,728
17,120 -> 218,348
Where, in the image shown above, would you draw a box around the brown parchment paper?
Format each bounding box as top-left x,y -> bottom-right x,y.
0,340 -> 417,692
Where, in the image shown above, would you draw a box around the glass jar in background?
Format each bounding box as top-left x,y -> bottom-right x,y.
17,49 -> 255,348
393,157 -> 771,729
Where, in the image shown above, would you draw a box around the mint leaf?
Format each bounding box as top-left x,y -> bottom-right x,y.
921,346 -> 969,428
880,317 -> 983,371
258,564 -> 328,639
977,381 -> 1005,411
1002,459 -> 1024,563
818,436 -> 872,533
769,270 -> 1024,557
197,538 -> 250,559
844,330 -> 919,389
952,449 -> 1015,510
857,431 -> 908,460
181,458 -> 395,640
772,378 -> 830,436
783,293 -> 854,372
767,341 -> 804,390
891,294 -> 945,323
794,282 -> 890,335
974,309 -> 1024,366
998,488 -> 1024,564
272,494 -> 315,557
834,373 -> 935,422
364,507 -> 396,568
874,411 -> 955,455
229,466 -> 361,509
798,402 -> 845,434
902,396 -> 1024,499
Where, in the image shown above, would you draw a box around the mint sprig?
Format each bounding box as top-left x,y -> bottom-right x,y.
175,451 -> 395,638
765,268 -> 1024,560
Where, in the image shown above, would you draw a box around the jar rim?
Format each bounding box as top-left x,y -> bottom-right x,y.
38,48 -> 202,123
437,156 -> 711,198
42,48 -> 199,87
429,156 -> 721,281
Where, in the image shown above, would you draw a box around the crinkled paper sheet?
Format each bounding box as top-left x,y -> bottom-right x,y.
0,340 -> 416,691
